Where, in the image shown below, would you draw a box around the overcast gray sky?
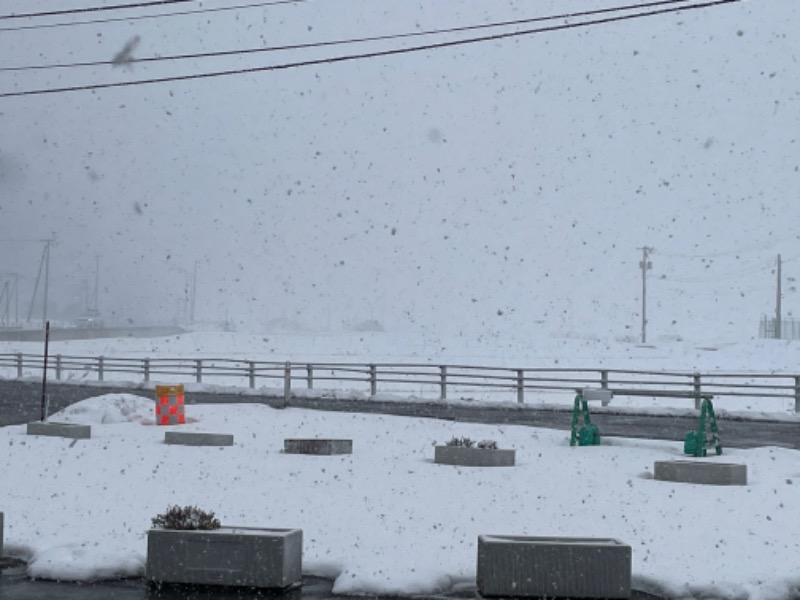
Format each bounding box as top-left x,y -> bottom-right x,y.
1,0 -> 798,343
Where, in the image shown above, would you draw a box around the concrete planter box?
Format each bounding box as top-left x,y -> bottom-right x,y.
284,439 -> 352,455
435,446 -> 515,467
477,535 -> 631,598
147,526 -> 302,589
26,421 -> 91,439
165,432 -> 234,447
654,460 -> 747,486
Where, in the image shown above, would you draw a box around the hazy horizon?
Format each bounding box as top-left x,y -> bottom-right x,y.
2,0 -> 798,343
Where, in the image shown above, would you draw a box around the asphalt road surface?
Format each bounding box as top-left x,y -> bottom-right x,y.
0,559 -> 666,599
2,380 -> 799,450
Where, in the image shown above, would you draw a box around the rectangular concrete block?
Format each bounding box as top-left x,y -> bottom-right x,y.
477,535 -> 631,599
147,527 -> 302,588
435,446 -> 515,467
26,421 -> 91,439
654,460 -> 747,486
284,439 -> 352,455
165,432 -> 234,447
1,512 -> 3,557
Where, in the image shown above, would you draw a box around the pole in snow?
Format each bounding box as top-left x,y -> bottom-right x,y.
639,246 -> 653,344
40,321 -> 50,421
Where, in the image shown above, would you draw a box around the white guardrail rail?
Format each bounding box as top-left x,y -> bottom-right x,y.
1,353 -> 800,412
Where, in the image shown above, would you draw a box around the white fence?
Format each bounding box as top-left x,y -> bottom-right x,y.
2,352 -> 799,412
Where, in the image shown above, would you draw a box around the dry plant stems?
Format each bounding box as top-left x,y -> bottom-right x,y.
445,437 -> 498,449
151,505 -> 221,530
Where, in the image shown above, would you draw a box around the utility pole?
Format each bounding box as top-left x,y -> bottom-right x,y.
27,239 -> 52,326
2,272 -> 20,327
190,260 -> 198,325
42,239 -> 51,327
639,246 -> 653,344
93,254 -> 100,313
776,253 -> 782,339
10,272 -> 18,327
0,281 -> 9,327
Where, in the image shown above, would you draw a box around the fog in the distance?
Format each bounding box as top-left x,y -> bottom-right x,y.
1,0 -> 797,344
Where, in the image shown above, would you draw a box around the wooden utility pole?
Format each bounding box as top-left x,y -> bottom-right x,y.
776,253 -> 782,339
41,321 -> 50,421
190,260 -> 198,325
639,247 -> 653,343
42,239 -> 50,326
26,239 -> 52,326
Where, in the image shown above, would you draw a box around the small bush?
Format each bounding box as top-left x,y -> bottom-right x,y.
151,505 -> 221,531
477,440 -> 498,450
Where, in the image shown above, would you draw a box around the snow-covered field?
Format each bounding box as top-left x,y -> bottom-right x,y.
2,331 -> 800,599
3,0 -> 800,594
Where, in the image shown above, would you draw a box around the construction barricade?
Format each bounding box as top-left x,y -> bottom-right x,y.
155,384 -> 186,426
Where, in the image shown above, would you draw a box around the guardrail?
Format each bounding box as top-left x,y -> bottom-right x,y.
2,352 -> 800,412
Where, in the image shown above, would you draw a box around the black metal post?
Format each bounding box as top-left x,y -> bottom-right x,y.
40,321 -> 50,421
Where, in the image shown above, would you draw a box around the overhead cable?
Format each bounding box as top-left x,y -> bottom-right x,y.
0,0 -> 743,99
0,0 -> 306,32
1,0 -> 691,72
0,0 -> 195,20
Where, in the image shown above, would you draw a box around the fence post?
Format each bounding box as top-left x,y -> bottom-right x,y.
369,364 -> 377,396
98,356 -> 104,382
693,372 -> 702,409
248,361 -> 255,389
55,354 -> 62,380
516,370 -> 525,404
795,376 -> 800,413
196,359 -> 203,384
283,362 -> 291,406
143,358 -> 150,383
306,365 -> 313,390
600,370 -> 609,389
439,366 -> 447,400
16,352 -> 22,378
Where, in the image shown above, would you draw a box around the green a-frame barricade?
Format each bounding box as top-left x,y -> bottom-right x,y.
684,396 -> 723,457
569,389 -> 723,454
569,390 -> 601,447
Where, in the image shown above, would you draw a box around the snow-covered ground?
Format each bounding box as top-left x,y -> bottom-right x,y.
3,331 -> 800,599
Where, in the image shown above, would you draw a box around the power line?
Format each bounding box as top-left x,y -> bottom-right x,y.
658,235 -> 800,259
0,0 -> 194,20
0,0 -> 306,32
0,0 -> 743,99
0,0 -> 694,72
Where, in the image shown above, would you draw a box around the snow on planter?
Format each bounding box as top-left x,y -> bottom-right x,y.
283,439 -> 352,455
654,460 -> 747,486
434,445 -> 515,467
164,431 -> 234,446
26,421 -> 91,439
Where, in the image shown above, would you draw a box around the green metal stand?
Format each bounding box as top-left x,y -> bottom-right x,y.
570,391 -> 601,447
684,396 -> 722,457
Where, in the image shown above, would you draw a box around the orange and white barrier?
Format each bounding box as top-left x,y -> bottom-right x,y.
155,384 -> 185,425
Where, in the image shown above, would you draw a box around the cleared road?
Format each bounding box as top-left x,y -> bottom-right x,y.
1,380 -> 799,449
